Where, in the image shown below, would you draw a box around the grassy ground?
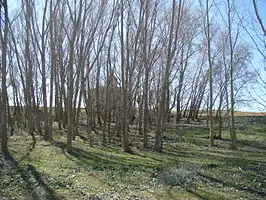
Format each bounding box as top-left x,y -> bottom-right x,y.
1,121 -> 266,200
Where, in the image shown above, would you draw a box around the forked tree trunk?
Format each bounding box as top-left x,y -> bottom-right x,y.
155,0 -> 179,152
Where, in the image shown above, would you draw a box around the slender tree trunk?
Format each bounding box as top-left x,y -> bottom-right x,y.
176,70 -> 184,123
217,87 -> 224,139
120,0 -> 131,153
138,95 -> 143,135
143,0 -> 150,149
40,0 -> 49,139
154,0 -> 178,152
25,0 -> 36,147
206,0 -> 214,147
47,0 -> 55,140
96,60 -> 102,127
227,0 -> 237,149
0,0 -> 8,154
66,0 -> 83,153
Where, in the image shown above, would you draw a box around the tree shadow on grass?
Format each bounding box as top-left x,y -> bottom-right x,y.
51,140 -> 165,172
237,139 -> 266,151
149,188 -> 208,200
215,137 -> 266,151
184,188 -> 230,200
3,151 -> 61,200
18,142 -> 37,162
70,147 -> 158,170
198,173 -> 266,198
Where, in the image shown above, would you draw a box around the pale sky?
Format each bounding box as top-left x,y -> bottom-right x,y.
6,0 -> 266,111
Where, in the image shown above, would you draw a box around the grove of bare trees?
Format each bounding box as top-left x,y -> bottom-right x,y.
1,0 -> 263,153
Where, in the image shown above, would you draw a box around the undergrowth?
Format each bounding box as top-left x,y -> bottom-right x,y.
0,122 -> 265,200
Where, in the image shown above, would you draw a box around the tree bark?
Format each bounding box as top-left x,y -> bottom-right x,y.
0,0 -> 9,154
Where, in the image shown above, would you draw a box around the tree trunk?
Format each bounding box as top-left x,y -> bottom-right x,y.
154,0 -> 179,152
227,0 -> 237,149
120,0 -> 131,153
142,0 -> 150,149
206,0 -> 214,147
0,0 -> 8,153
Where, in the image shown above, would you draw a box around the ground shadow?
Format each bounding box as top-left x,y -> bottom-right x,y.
2,151 -> 61,200
185,188 -> 229,200
237,139 -> 266,151
51,140 -> 165,172
198,173 -> 266,198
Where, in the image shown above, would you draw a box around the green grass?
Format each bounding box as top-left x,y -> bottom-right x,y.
1,122 -> 266,200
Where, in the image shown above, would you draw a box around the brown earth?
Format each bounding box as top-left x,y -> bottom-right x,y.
234,111 -> 266,117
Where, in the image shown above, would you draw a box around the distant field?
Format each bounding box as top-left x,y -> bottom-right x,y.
8,106 -> 266,117
234,111 -> 266,117
196,110 -> 266,117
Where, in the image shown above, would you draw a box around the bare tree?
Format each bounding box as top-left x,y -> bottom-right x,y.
199,0 -> 215,146
154,0 -> 182,152
65,0 -> 83,153
227,0 -> 237,149
252,0 -> 266,36
120,0 -> 131,153
0,0 -> 9,154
